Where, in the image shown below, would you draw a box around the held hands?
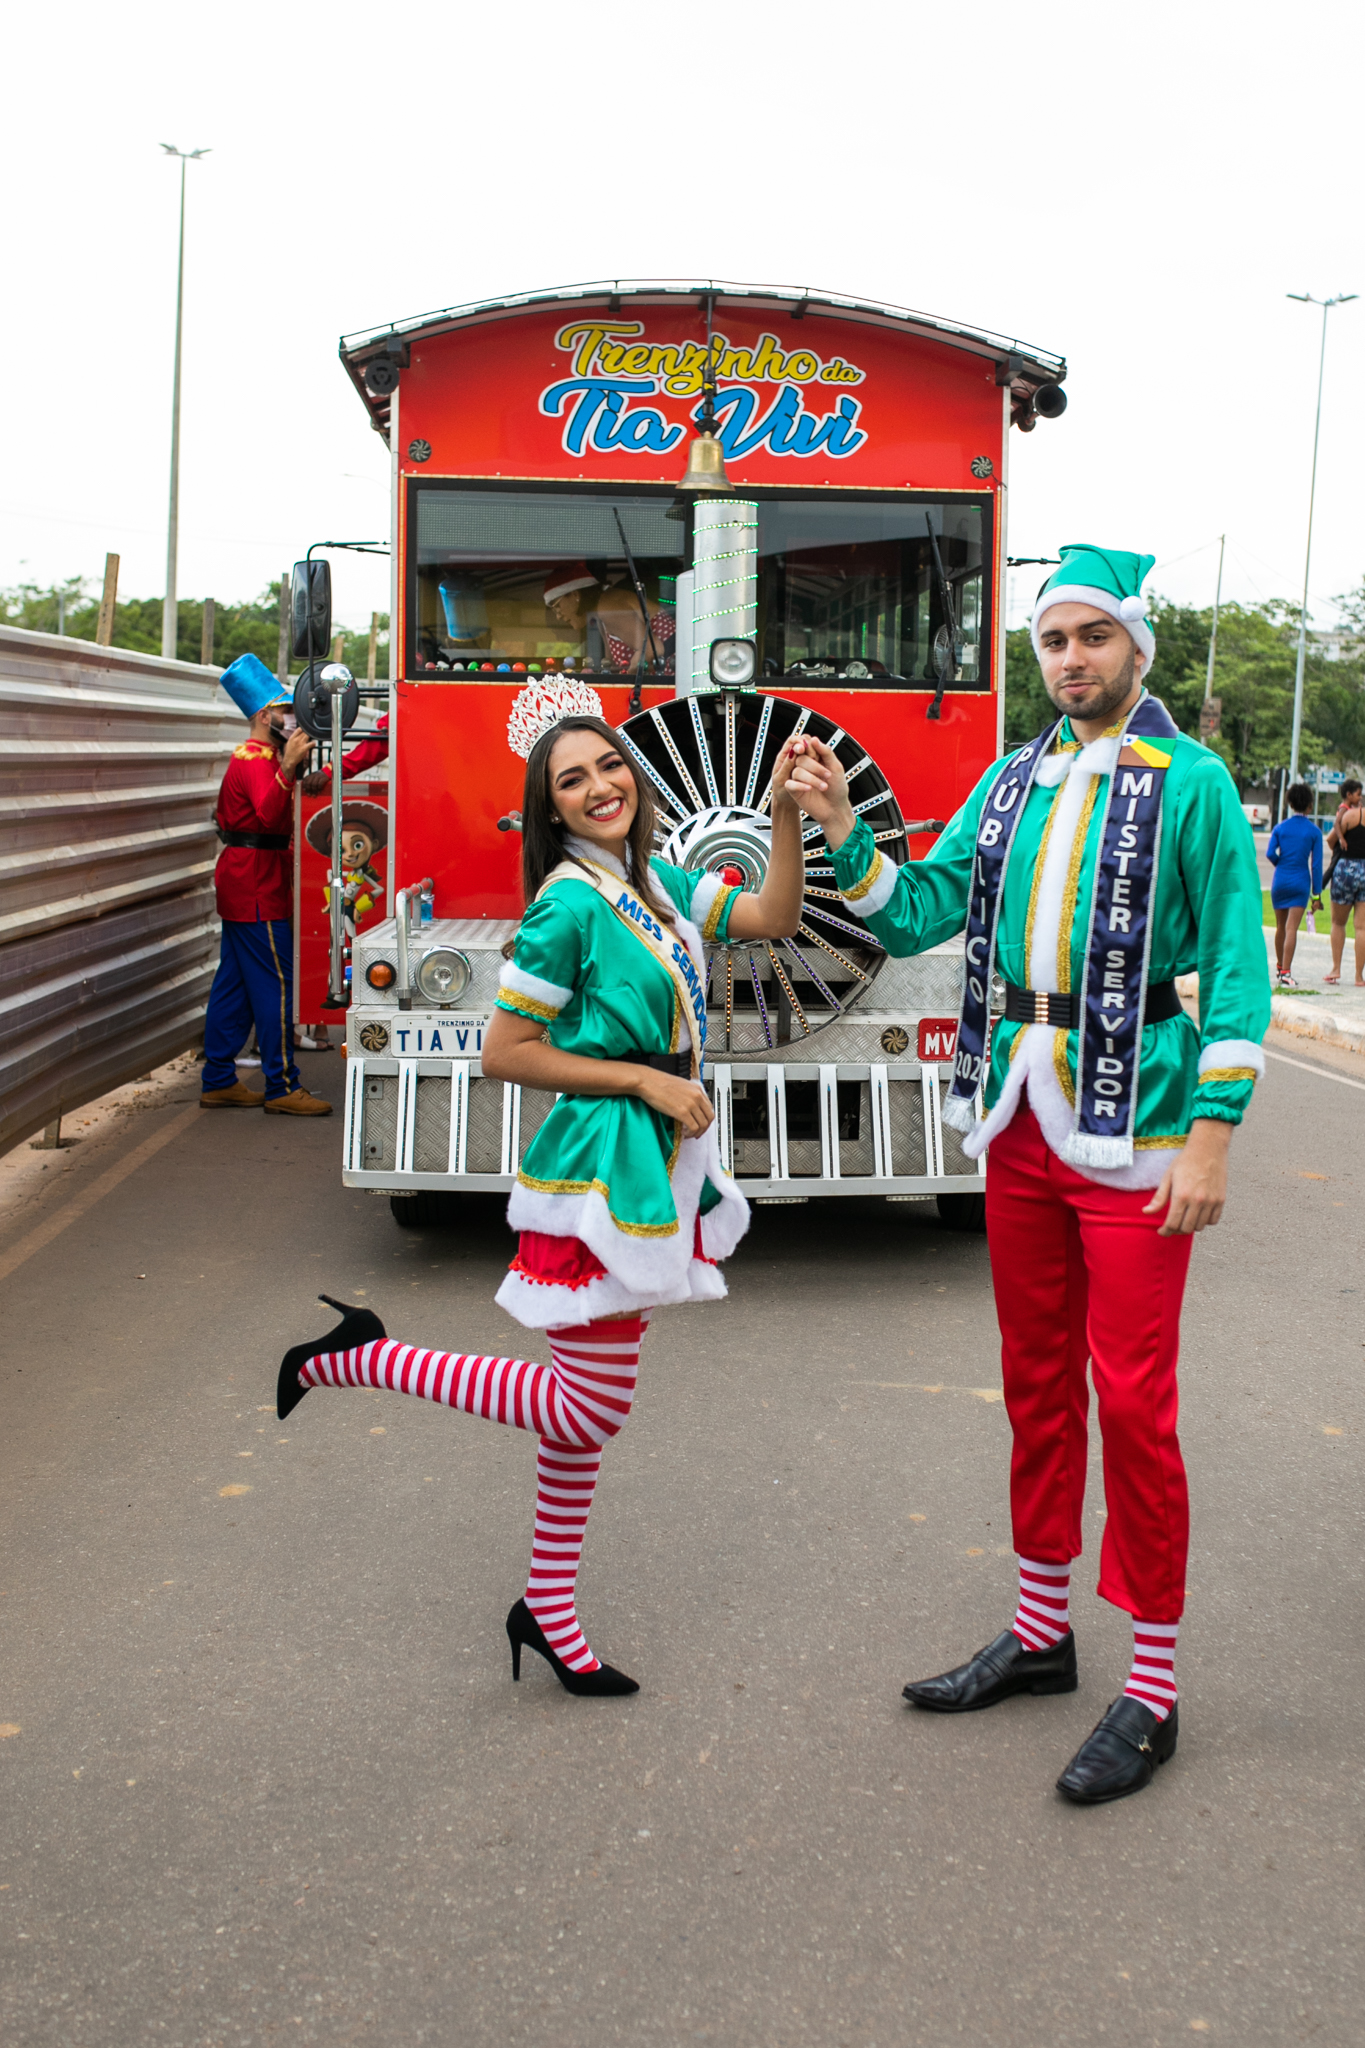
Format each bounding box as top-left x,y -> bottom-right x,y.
783,736 -> 856,847
634,1069 -> 715,1137
1143,1118 -> 1232,1236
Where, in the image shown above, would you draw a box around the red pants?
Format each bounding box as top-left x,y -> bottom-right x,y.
985,1108 -> 1193,1622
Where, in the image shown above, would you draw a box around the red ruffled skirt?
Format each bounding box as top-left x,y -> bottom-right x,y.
509,1219 -> 713,1303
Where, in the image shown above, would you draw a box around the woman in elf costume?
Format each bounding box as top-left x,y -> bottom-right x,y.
275,682 -> 813,1695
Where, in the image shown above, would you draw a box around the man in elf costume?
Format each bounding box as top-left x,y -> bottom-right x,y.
788,544 -> 1269,1804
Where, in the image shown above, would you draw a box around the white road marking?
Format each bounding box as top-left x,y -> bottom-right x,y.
1262,1047 -> 1365,1092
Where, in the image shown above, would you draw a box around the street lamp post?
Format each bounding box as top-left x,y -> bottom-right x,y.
159,144 -> 210,661
1286,290 -> 1356,783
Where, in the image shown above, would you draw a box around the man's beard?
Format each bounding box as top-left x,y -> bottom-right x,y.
1045,645 -> 1138,724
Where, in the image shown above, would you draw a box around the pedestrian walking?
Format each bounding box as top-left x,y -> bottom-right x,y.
1267,784 -> 1324,988
1323,778 -> 1365,986
275,696 -> 811,1694
788,543 -> 1269,1805
200,653 -> 332,1116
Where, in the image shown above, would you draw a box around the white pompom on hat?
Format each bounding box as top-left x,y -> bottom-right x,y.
1030,544 -> 1157,670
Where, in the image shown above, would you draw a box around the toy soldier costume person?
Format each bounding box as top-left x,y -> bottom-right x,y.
200,653 -> 332,1116
275,680 -> 813,1694
787,545 -> 1270,1803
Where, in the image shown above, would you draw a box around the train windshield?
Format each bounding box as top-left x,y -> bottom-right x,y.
408,487 -> 987,686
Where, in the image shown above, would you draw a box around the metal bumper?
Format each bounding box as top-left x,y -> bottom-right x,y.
341,1056 -> 983,1198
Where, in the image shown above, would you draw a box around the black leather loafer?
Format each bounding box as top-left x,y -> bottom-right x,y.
1056,1696 -> 1178,1804
902,1628 -> 1078,1712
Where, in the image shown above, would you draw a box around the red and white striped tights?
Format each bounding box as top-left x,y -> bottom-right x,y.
296,1313 -> 650,1673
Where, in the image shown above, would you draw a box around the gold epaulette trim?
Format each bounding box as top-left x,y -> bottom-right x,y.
701,883 -> 740,942
840,849 -> 885,903
496,986 -> 561,1022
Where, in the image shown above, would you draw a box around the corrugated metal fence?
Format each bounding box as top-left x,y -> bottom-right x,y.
0,625 -> 239,1155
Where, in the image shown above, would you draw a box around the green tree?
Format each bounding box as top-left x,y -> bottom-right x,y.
0,579 -> 389,681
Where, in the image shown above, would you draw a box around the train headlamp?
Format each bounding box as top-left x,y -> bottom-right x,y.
709,638 -> 757,688
414,947 -> 472,1005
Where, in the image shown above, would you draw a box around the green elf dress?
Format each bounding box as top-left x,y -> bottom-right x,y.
828,695 -> 1271,1188
493,838 -> 751,1327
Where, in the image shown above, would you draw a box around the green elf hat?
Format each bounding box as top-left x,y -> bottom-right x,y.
1030,543 -> 1157,671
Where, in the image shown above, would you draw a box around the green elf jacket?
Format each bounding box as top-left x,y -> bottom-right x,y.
493,847 -> 750,1326
828,706 -> 1270,1188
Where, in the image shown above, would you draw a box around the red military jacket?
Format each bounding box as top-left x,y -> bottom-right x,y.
214,740 -> 295,922
316,712 -> 390,783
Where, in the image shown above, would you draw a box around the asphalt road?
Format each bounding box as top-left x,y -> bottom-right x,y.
1,1039 -> 1362,2047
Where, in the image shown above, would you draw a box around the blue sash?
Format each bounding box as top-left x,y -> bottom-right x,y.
943,691 -> 1180,1169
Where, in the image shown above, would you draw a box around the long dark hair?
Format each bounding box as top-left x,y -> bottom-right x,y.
519,714 -> 674,926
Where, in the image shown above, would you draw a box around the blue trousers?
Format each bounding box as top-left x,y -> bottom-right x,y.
202,918 -> 299,1101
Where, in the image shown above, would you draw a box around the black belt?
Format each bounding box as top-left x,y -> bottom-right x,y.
217,829 -> 291,850
616,1048 -> 692,1077
1002,980 -> 1182,1029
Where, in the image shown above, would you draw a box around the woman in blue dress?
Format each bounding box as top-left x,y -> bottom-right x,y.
1266,783 -> 1323,987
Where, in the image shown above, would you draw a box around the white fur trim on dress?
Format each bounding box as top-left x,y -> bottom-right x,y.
499,961 -> 575,1012
1031,585 -> 1155,670
499,1105 -> 750,1329
963,1025 -> 1174,1190
689,871 -> 725,928
1198,1039 -> 1265,1078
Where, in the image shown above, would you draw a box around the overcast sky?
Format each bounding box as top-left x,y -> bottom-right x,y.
3,0 -> 1361,636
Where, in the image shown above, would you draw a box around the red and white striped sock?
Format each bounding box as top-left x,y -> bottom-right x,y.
296,1313 -> 649,1452
1011,1556 -> 1072,1652
526,1440 -> 606,1672
296,1314 -> 649,1673
1124,1618 -> 1179,1720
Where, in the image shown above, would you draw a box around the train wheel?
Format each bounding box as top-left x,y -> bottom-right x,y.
935,1191 -> 987,1232
619,692 -> 908,1052
389,1192 -> 453,1228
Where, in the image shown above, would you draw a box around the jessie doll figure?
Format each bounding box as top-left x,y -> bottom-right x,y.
305,799 -> 387,942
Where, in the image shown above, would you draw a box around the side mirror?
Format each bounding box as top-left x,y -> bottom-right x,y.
290,559 -> 332,660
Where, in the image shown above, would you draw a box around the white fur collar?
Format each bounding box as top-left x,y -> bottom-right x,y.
563,833 -> 628,880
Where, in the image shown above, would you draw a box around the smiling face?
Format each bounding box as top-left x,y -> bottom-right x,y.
546,726 -> 638,853
1037,603 -> 1145,733
340,825 -> 375,869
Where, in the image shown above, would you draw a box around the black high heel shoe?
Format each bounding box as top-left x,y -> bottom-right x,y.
505,1598 -> 639,1697
276,1294 -> 387,1421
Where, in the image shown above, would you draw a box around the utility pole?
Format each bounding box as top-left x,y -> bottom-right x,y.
159,144 -> 210,660
1286,291 -> 1356,781
200,598 -> 216,667
1200,533 -> 1225,746
95,553 -> 120,647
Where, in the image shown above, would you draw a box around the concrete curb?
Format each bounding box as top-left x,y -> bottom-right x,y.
1268,995 -> 1365,1058
1174,970 -> 1365,1059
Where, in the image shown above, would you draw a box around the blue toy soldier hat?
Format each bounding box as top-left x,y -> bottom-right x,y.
219,651 -> 289,720
1030,543 -> 1157,671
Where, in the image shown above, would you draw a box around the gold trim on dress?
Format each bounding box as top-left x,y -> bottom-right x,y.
514,1167 -> 681,1236
1053,1027 -> 1075,1106
496,985 -> 561,1022
1057,780 -> 1099,993
1024,789 -> 1061,969
702,883 -> 741,939
1195,1067 -> 1258,1085
1133,1134 -> 1189,1150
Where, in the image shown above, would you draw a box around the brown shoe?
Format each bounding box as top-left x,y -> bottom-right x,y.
262,1088 -> 333,1116
200,1080 -> 264,1108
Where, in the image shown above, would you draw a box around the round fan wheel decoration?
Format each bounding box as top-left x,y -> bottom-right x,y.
618,694 -> 908,1053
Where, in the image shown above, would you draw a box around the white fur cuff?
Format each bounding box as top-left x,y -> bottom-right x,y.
1198,1039 -> 1265,1078
499,961 -> 574,1011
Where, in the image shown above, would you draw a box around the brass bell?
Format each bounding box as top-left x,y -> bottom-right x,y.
674,430 -> 734,495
